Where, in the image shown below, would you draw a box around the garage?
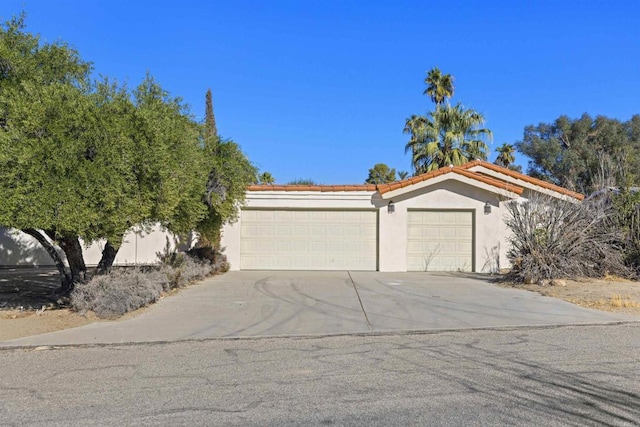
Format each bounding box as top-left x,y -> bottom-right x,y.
407,210 -> 474,272
221,161 -> 580,273
240,209 -> 378,270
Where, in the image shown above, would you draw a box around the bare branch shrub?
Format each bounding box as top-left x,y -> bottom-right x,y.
505,193 -> 629,281
611,189 -> 640,273
160,255 -> 214,289
187,246 -> 230,273
71,247 -> 229,318
71,268 -> 167,318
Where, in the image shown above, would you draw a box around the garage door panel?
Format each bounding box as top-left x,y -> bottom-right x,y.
291,240 -> 309,252
440,241 -> 458,253
241,209 -> 377,270
407,210 -> 473,272
360,241 -> 378,253
276,240 -> 291,252
259,225 -> 274,236
309,211 -> 326,221
326,225 -> 343,236
311,226 -> 325,236
275,226 -> 291,237
457,227 -> 472,239
310,241 -> 326,252
241,225 -> 258,237
345,226 -> 362,236
257,211 -> 275,221
440,227 -> 458,238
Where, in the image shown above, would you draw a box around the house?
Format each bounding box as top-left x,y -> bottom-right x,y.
221,161 -> 583,273
1,161 -> 582,272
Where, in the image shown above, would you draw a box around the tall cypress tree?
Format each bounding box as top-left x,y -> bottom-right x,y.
205,88 -> 217,138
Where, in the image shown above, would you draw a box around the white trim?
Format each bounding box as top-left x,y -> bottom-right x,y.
467,165 -> 580,202
380,173 -> 521,200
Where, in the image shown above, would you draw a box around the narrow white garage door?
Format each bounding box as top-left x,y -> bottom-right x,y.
240,209 -> 377,270
407,210 -> 473,272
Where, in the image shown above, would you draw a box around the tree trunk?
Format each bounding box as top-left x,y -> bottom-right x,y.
59,235 -> 87,284
22,228 -> 72,293
45,231 -> 87,288
96,240 -> 119,274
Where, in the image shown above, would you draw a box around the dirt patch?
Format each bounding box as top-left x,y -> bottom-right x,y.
500,277 -> 640,316
0,268 -> 152,341
0,309 -> 99,341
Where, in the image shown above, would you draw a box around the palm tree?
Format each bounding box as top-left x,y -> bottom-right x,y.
404,103 -> 492,174
424,67 -> 455,106
495,143 -> 516,168
398,171 -> 409,180
258,172 -> 275,184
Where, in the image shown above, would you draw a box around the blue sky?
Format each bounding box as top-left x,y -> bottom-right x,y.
3,1 -> 639,184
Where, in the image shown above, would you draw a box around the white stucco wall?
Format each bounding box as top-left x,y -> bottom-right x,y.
0,225 -> 183,267
376,180 -> 511,272
221,182 -> 515,273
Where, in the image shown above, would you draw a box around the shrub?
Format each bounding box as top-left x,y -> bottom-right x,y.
71,268 -> 167,318
161,255 -> 214,289
187,246 -> 230,273
71,248 -> 229,318
505,194 -> 630,281
611,189 -> 640,273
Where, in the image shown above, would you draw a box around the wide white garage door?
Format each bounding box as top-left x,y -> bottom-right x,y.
240,209 -> 377,270
407,210 -> 473,272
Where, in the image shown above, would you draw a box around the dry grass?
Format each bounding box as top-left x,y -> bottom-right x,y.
500,276 -> 640,316
610,294 -> 640,308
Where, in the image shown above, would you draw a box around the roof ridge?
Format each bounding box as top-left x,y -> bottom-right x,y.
247,161 -> 583,200
461,160 -> 584,200
247,184 -> 378,192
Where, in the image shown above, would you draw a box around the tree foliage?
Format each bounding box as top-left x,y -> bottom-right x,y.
258,172 -> 275,184
405,68 -> 491,174
494,143 -> 515,168
516,114 -> 640,193
424,67 -> 454,106
205,88 -> 217,138
365,163 -> 397,184
287,179 -> 318,185
197,136 -> 257,246
405,103 -> 492,174
0,15 -> 255,290
610,189 -> 640,272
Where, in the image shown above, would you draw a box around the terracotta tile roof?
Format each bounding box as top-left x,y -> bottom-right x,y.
459,160 -> 585,200
376,166 -> 524,195
247,161 -> 582,200
247,184 -> 378,192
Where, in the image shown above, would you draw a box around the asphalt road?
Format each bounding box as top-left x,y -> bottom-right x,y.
1,323 -> 639,426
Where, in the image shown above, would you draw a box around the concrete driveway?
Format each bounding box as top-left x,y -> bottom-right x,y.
2,271 -> 636,347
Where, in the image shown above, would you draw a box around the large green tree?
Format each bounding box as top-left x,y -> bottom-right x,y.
0,15 -> 252,291
365,163 -> 397,184
196,137 -> 257,248
516,114 -> 640,193
405,103 -> 492,174
196,88 -> 257,248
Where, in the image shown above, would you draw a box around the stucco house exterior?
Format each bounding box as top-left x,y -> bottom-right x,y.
221,161 -> 583,273
0,161 -> 582,272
